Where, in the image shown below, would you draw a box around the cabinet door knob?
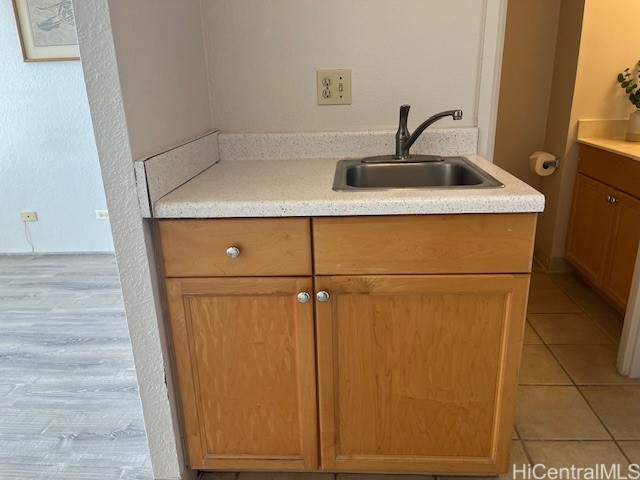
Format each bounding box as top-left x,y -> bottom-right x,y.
606,195 -> 612,203
611,197 -> 619,204
297,292 -> 311,303
226,246 -> 240,259
316,291 -> 330,302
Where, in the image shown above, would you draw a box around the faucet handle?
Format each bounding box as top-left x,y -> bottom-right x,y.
399,104 -> 410,123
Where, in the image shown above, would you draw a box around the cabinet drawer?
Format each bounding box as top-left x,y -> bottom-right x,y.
157,218 -> 312,277
313,214 -> 536,275
579,144 -> 640,198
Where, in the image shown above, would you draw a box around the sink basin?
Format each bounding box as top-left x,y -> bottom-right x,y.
333,156 -> 503,191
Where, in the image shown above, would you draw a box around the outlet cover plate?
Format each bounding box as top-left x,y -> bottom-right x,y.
317,69 -> 351,105
95,210 -> 109,220
20,211 -> 37,222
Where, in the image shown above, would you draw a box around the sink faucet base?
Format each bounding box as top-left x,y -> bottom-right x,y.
396,105 -> 463,158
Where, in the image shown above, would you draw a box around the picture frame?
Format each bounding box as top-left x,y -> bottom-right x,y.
12,0 -> 80,62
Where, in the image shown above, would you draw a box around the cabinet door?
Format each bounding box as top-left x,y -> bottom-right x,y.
166,277 -> 318,470
603,193 -> 640,310
565,174 -> 618,285
315,274 -> 529,474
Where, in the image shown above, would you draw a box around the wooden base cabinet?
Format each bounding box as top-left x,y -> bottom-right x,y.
157,215 -> 536,475
602,193 -> 640,308
315,275 -> 529,474
165,277 -> 318,471
565,174 -> 617,285
566,145 -> 640,311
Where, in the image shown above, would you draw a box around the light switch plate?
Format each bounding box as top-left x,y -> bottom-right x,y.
317,69 -> 351,105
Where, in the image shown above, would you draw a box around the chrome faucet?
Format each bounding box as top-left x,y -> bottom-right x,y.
395,105 -> 463,159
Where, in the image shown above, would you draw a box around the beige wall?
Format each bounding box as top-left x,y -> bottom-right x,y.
539,0 -> 638,263
535,0 -> 585,265
493,0 -> 561,186
109,0 -> 212,159
200,0 -> 486,134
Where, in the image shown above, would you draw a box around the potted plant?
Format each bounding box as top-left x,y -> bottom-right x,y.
616,60 -> 640,142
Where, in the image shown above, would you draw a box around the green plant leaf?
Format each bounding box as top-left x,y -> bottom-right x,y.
618,73 -> 625,82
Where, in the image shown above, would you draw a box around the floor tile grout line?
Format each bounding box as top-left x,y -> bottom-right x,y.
546,272 -> 621,343
516,437 -> 535,467
574,384 -> 619,443
614,439 -> 634,465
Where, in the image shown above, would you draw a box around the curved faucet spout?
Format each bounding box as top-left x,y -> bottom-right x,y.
395,107 -> 463,159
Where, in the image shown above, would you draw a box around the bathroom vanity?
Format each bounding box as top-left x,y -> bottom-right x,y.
566,143 -> 640,312
151,154 -> 544,475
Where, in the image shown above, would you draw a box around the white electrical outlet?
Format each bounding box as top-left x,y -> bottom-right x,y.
317,69 -> 351,105
95,210 -> 109,220
20,211 -> 37,222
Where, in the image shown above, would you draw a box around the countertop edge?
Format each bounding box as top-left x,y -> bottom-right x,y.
578,137 -> 640,162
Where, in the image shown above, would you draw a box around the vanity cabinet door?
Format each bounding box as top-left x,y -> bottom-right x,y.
165,277 -> 318,471
566,174 -> 618,285
603,193 -> 640,310
315,274 -> 529,474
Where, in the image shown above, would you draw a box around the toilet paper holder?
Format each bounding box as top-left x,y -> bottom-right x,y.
543,157 -> 561,169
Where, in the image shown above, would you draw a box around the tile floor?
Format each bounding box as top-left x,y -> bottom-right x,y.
0,255 -> 152,480
203,266 -> 638,480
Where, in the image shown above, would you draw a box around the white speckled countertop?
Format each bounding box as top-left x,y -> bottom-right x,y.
153,155 -> 544,218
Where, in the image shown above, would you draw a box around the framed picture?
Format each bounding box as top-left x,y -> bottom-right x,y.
12,0 -> 79,62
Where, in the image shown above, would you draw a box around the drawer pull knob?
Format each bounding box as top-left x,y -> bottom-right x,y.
606,195 -> 612,203
226,246 -> 240,259
297,292 -> 311,303
316,291 -> 330,302
611,197 -> 619,204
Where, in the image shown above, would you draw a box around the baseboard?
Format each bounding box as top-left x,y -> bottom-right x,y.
156,468 -> 199,480
533,245 -> 573,273
0,251 -> 114,256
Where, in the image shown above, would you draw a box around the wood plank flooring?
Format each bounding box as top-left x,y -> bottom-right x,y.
0,254 -> 152,480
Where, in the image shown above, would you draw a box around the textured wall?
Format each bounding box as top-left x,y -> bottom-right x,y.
74,0 -> 212,478
201,0 -> 485,134
0,4 -> 113,253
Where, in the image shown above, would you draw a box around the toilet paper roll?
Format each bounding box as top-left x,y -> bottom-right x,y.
529,151 -> 557,176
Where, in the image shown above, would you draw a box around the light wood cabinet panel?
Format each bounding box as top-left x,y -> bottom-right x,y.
165,277 -> 318,470
315,274 -> 529,474
157,218 -> 311,277
579,144 -> 640,199
565,174 -> 618,285
313,214 -> 536,275
603,193 -> 640,310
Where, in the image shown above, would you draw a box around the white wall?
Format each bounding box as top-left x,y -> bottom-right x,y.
110,0 -> 212,160
0,5 -> 112,253
74,0 -> 212,478
202,0 -> 485,134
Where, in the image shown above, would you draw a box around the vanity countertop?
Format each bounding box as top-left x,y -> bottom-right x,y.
152,155 -> 544,218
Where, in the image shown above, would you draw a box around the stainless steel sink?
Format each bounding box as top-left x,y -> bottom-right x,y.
333,156 -> 503,191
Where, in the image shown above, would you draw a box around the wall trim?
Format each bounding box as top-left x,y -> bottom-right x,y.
619,244 -> 640,378
476,0 -> 508,161
533,244 -> 572,273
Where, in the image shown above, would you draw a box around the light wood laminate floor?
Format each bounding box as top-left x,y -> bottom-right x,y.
0,254 -> 152,480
